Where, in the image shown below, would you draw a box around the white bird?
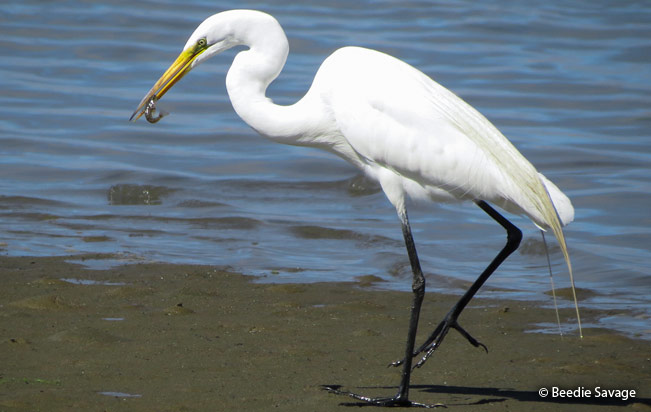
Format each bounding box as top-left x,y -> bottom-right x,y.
130,9 -> 581,407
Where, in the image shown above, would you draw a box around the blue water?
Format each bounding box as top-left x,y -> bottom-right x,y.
1,0 -> 649,339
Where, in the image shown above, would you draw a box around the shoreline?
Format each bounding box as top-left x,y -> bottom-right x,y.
1,254 -> 649,411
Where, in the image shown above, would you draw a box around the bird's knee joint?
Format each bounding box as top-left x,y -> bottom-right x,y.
507,226 -> 523,249
412,275 -> 425,295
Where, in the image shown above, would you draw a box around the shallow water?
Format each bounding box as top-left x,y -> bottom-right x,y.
1,1 -> 649,339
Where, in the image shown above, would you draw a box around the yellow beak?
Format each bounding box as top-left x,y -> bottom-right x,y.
130,47 -> 206,121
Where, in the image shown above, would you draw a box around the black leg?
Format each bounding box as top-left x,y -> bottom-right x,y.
395,209 -> 426,402
393,200 -> 522,368
326,208 -> 441,408
328,201 -> 520,407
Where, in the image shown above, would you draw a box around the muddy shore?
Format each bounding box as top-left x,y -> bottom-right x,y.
1,254 -> 649,411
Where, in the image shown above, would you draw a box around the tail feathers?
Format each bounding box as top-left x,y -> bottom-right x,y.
539,173 -> 574,227
535,173 -> 583,338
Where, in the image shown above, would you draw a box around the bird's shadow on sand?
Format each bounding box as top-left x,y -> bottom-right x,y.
322,384 -> 650,408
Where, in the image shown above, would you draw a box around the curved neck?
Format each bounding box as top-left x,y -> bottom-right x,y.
224,17 -> 315,144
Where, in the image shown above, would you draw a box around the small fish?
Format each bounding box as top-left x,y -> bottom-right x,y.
144,96 -> 168,123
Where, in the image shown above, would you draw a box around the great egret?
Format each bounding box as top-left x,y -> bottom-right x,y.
130,9 -> 581,407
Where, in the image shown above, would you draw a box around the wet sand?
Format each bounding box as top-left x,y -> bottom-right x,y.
1,254 -> 649,411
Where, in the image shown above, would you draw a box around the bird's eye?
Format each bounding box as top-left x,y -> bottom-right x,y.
197,38 -> 207,48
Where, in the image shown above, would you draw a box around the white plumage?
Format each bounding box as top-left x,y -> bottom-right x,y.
131,10 -> 580,407
182,12 -> 573,229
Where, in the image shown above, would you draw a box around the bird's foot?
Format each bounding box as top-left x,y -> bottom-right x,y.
390,315 -> 487,369
414,319 -> 487,369
323,385 -> 444,408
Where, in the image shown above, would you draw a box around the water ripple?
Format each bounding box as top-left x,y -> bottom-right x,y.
0,0 -> 649,339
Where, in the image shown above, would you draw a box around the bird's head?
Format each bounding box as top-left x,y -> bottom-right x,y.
129,11 -> 247,122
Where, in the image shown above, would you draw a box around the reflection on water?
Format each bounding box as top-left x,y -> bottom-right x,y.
107,184 -> 172,205
0,1 -> 649,339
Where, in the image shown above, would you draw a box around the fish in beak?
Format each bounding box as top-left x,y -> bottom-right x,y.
130,41 -> 208,122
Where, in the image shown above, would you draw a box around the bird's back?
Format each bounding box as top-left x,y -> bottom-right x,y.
309,46 -> 573,230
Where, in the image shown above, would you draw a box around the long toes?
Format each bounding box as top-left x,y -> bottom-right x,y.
451,322 -> 488,352
391,320 -> 486,370
414,338 -> 444,369
324,385 -> 444,408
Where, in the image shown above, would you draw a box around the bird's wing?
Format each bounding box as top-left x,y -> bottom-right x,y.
322,47 -> 568,230
321,48 -> 576,320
